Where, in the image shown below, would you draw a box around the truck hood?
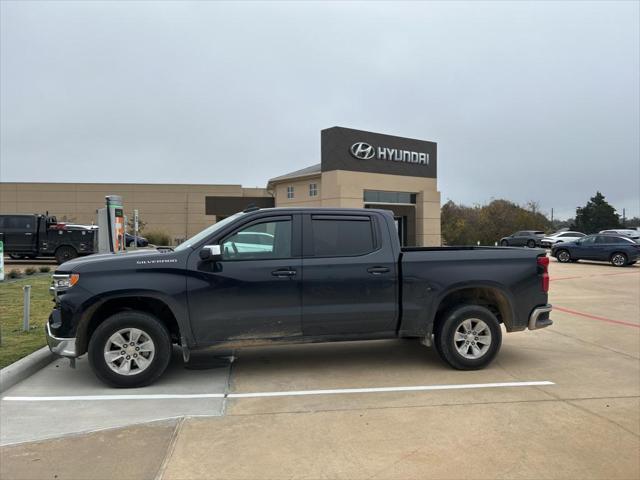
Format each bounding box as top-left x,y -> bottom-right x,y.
57,248 -> 177,272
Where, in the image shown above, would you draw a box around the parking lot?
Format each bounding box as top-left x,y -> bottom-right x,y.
1,259 -> 639,479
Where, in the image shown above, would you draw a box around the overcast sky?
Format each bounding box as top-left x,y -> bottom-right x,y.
1,1 -> 638,219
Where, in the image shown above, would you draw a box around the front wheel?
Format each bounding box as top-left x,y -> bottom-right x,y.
556,249 -> 571,263
434,305 -> 502,370
526,240 -> 536,248
88,311 -> 172,388
500,240 -> 508,247
610,252 -> 628,267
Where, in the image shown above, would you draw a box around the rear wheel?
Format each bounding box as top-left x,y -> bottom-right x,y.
88,311 -> 172,388
434,305 -> 502,370
556,249 -> 571,263
610,252 -> 628,267
55,246 -> 77,264
526,240 -> 536,248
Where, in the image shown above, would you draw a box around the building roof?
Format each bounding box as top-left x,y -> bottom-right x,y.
268,163 -> 321,184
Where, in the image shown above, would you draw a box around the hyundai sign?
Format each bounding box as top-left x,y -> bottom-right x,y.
321,127 -> 436,178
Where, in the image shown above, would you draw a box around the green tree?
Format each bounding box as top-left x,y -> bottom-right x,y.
573,192 -> 620,233
441,199 -> 550,246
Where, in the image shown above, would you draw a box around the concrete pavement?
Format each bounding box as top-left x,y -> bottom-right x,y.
1,260 -> 638,479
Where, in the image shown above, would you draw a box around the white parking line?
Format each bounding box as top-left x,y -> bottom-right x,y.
2,393 -> 226,401
1,381 -> 553,402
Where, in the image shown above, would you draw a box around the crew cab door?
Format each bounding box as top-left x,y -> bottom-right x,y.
3,215 -> 37,252
301,213 -> 398,336
186,214 -> 302,345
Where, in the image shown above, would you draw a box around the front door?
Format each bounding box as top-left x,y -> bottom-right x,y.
187,215 -> 302,345
301,213 -> 398,336
5,215 -> 37,252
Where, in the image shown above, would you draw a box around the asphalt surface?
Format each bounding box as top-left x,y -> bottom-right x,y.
1,259 -> 638,479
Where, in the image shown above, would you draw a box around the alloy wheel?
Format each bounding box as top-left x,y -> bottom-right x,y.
453,319 -> 492,359
103,328 -> 156,376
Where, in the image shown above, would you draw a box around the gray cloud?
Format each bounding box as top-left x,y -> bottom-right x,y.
1,0 -> 638,219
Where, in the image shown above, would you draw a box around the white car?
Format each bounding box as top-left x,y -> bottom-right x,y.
540,231 -> 586,248
599,229 -> 640,240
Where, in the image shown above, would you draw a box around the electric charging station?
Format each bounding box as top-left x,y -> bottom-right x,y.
97,195 -> 125,254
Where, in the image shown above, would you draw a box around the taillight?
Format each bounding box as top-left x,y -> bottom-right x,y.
537,255 -> 549,292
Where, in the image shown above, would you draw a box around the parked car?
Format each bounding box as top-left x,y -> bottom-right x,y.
599,229 -> 640,241
125,233 -> 149,248
551,234 -> 639,267
46,207 -> 553,388
499,231 -> 545,248
540,231 -> 586,248
0,214 -> 96,264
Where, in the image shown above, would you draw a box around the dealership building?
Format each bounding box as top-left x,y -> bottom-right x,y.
0,127 -> 441,246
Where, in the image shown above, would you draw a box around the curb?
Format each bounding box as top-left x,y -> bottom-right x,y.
0,347 -> 55,394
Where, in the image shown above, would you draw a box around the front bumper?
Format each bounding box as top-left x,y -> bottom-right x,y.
529,304 -> 553,330
45,322 -> 78,357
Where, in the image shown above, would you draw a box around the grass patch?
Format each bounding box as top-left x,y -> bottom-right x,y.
0,275 -> 52,368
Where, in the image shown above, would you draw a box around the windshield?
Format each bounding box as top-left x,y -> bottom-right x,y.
174,212 -> 245,252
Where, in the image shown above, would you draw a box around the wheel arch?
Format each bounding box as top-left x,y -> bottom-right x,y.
431,283 -> 516,334
75,291 -> 185,355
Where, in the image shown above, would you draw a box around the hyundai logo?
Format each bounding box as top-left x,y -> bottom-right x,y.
350,142 -> 375,160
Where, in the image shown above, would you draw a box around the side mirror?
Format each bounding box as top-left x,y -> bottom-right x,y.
199,244 -> 222,261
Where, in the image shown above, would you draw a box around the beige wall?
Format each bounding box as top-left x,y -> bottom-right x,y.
272,170 -> 441,246
0,183 -> 271,244
272,175 -> 322,207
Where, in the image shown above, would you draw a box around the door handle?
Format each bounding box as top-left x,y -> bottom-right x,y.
25,233 -> 32,236
367,266 -> 390,275
271,269 -> 297,277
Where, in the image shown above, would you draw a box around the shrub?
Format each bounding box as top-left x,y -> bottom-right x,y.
145,230 -> 172,246
24,267 -> 37,275
7,269 -> 22,279
39,266 -> 51,273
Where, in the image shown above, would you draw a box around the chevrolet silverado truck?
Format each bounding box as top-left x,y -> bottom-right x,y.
46,207 -> 553,388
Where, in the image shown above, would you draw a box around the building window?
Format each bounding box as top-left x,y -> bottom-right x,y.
363,190 -> 417,204
309,183 -> 318,197
287,186 -> 294,199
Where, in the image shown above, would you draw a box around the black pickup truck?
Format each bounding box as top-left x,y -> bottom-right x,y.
46,208 -> 552,387
0,214 -> 96,264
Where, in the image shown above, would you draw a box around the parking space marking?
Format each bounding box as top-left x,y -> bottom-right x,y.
2,393 -> 226,402
2,381 -> 554,402
554,306 -> 640,329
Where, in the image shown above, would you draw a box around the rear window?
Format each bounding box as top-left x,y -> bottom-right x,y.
310,216 -> 375,257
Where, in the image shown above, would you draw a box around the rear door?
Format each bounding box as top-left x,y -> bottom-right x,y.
301,213 -> 398,336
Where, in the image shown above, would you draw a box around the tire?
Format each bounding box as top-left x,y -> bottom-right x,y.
610,252 -> 628,267
88,311 -> 172,388
55,246 -> 77,264
500,240 -> 508,247
526,240 -> 536,248
434,305 -> 502,370
8,254 -> 24,260
556,249 -> 571,263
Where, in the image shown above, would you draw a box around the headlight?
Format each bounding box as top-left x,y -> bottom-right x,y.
51,273 -> 80,290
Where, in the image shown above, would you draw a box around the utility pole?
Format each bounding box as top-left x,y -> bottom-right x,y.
622,208 -> 626,227
551,208 -> 554,224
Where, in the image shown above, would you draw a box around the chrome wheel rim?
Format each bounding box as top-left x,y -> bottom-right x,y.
454,319 -> 492,359
558,251 -> 570,262
612,254 -> 625,266
103,328 -> 155,376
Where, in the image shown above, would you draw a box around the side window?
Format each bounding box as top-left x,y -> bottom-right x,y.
8,217 -> 32,229
514,231 -> 524,237
311,217 -> 375,257
580,236 -> 597,245
560,233 -> 575,238
221,218 -> 292,260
